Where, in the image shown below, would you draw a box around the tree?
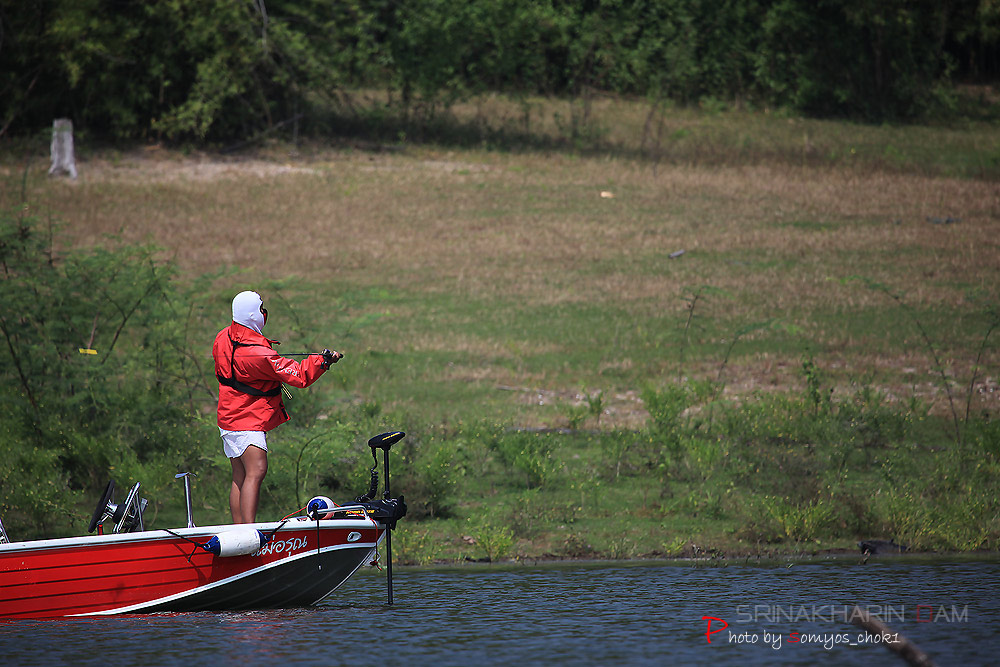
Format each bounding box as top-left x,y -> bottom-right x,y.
756,0 -> 954,119
0,202 -> 216,537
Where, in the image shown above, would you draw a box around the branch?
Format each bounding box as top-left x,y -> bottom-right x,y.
965,313 -> 998,423
0,315 -> 38,410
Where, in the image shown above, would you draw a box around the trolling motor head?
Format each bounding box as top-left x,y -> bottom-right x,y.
356,431 -> 405,501
368,431 -> 405,451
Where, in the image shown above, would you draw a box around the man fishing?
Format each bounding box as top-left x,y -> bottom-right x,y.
213,290 -> 342,523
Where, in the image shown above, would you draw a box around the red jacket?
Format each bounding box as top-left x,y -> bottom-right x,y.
213,322 -> 327,431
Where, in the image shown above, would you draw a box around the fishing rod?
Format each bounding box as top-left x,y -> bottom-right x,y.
212,349 -> 344,363
234,351 -> 342,357
77,349 -> 344,359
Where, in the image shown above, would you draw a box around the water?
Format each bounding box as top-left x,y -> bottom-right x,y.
2,557 -> 998,665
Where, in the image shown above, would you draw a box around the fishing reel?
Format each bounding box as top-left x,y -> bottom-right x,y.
88,480 -> 148,534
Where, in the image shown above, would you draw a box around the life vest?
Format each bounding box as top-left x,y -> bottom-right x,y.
216,336 -> 281,397
213,320 -> 326,432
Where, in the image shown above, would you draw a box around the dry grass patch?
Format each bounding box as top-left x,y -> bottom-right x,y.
4,140 -> 997,421
13,148 -> 996,308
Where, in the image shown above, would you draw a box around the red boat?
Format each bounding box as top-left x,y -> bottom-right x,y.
0,432 -> 407,619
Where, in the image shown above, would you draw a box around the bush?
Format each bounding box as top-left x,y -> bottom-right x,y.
641,381 -> 713,465
488,430 -> 557,489
471,520 -> 514,562
0,204 -> 218,537
396,434 -> 463,518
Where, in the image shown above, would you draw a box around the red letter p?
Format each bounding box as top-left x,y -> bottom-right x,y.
702,616 -> 728,644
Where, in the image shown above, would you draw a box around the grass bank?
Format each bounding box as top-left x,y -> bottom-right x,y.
1,95 -> 998,557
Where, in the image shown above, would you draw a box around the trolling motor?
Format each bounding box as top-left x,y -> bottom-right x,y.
355,431 -> 407,605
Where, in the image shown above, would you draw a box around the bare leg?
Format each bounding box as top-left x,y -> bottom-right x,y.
238,445 -> 268,523
229,456 -> 246,524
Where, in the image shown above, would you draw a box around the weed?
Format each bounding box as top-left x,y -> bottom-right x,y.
964,305 -> 1000,424
837,379 -> 915,449
607,535 -> 637,560
361,400 -> 381,420
600,431 -> 636,480
675,437 -> 727,483
661,535 -> 687,557
471,520 -> 514,562
801,352 -> 830,416
968,418 -> 1000,460
559,532 -> 597,558
641,382 -> 711,466
585,390 -> 605,426
710,319 -> 778,409
396,526 -> 443,565
759,496 -> 835,543
505,488 -> 563,538
563,403 -> 589,430
678,285 -> 728,381
870,484 -> 934,549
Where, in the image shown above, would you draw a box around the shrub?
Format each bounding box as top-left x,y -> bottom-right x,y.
489,430 -> 557,489
0,204 -> 219,537
396,525 -> 443,565
398,435 -> 463,518
471,520 -> 514,562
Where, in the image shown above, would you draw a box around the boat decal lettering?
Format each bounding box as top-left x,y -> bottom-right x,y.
254,535 -> 308,557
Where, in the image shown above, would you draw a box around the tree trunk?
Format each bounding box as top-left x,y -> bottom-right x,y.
48,119 -> 77,179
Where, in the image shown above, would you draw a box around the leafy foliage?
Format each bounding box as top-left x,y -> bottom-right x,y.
757,0 -> 955,120
488,429 -> 557,489
2,0 -> 372,141
2,0 -> 998,142
0,203 -> 219,537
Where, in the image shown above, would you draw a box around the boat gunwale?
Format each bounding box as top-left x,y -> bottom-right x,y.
0,517 -> 381,554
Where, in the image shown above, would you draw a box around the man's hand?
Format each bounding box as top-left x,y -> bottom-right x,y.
321,349 -> 343,369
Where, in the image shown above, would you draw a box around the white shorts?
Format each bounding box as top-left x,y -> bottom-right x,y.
220,429 -> 268,459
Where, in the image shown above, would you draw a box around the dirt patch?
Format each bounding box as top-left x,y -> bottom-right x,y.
17,147 -> 496,185
65,149 -> 323,184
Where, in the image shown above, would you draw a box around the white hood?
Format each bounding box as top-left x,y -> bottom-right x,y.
232,290 -> 265,334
